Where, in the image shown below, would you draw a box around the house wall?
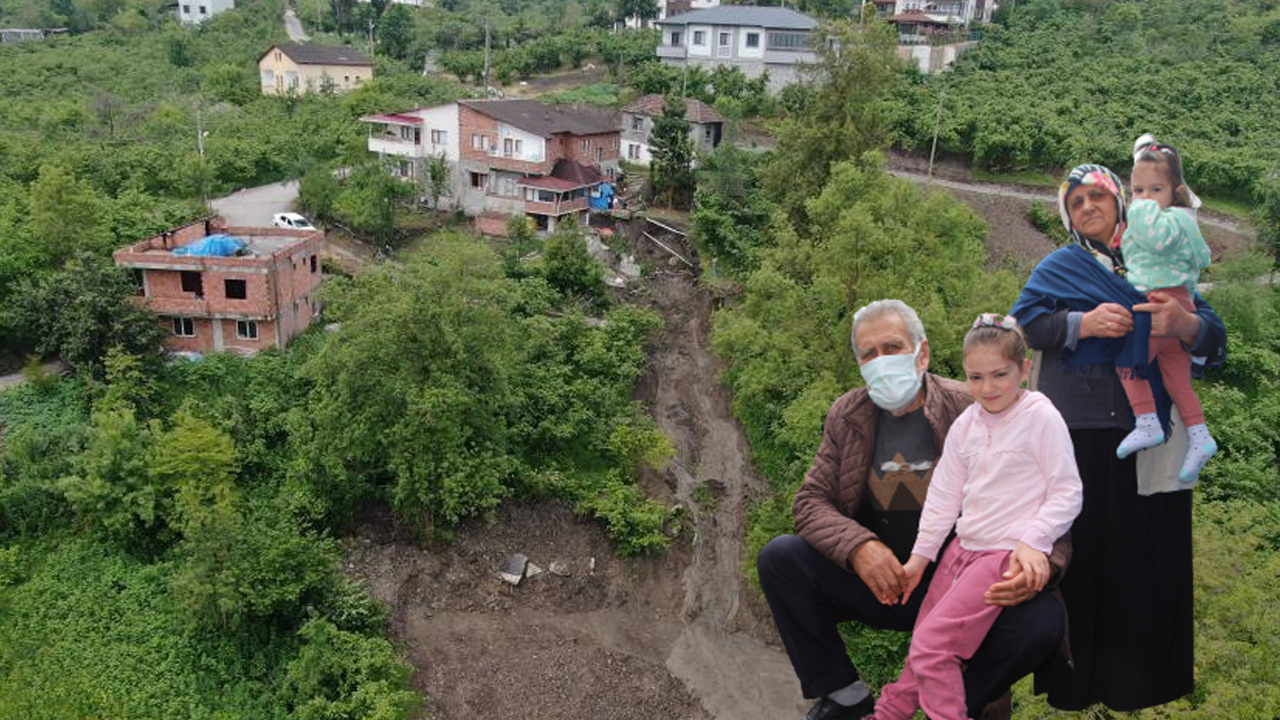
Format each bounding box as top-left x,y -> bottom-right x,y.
414,104 -> 461,161
259,48 -> 372,96
656,22 -> 815,92
178,0 -> 233,25
117,225 -> 323,355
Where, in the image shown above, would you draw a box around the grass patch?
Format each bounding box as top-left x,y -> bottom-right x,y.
1198,195 -> 1255,222
972,168 -> 1060,187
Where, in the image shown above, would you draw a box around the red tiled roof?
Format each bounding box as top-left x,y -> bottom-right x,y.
360,113 -> 423,125
518,176 -> 583,191
621,94 -> 725,124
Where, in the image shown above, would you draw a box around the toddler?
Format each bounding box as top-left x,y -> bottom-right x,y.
1115,134 -> 1216,483
867,314 -> 1082,720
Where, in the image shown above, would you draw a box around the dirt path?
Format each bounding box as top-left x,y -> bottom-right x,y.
342,221 -> 809,719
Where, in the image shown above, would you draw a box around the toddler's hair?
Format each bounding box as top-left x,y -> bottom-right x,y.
964,314 -> 1028,366
1133,135 -> 1192,207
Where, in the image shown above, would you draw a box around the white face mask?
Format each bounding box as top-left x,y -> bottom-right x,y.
859,346 -> 923,413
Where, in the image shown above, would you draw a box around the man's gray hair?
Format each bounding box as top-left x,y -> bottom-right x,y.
851,299 -> 927,351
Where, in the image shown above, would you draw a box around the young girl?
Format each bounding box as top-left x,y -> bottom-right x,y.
1114,134 -> 1216,483
867,314 -> 1082,720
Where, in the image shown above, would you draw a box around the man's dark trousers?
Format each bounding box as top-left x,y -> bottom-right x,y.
758,534 -> 1064,718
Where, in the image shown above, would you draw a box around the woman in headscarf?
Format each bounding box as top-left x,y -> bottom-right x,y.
1009,164 -> 1226,711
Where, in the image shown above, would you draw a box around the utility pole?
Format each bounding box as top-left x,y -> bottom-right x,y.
367,16 -> 374,51
196,105 -> 210,212
483,19 -> 491,91
926,83 -> 945,183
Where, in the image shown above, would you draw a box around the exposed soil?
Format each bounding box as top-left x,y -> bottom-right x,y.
342,218 -> 809,720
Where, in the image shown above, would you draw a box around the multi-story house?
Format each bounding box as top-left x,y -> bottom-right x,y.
892,0 -> 994,27
113,217 -> 324,355
624,0 -> 721,28
362,99 -> 620,233
620,94 -> 724,165
654,6 -> 819,93
177,0 -> 233,24
258,44 -> 373,96
887,0 -> 991,73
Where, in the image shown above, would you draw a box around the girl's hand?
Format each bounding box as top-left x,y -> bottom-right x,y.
900,555 -> 929,605
1081,302 -> 1133,339
1010,543 -> 1050,593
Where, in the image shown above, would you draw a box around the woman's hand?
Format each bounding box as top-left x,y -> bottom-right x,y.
1081,303 -> 1133,339
1133,290 -> 1201,345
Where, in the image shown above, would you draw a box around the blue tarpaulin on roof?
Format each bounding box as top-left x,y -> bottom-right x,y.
172,234 -> 246,257
589,182 -> 614,211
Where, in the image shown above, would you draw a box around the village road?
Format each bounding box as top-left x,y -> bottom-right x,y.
283,8 -> 309,42
210,180 -> 299,227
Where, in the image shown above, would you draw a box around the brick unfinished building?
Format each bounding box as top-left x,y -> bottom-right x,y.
113,217 -> 324,355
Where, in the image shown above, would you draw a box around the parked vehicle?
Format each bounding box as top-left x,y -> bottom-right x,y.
272,212 -> 316,230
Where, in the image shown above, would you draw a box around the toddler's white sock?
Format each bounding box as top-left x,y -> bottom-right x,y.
1117,413 -> 1164,459
1179,423 -> 1217,483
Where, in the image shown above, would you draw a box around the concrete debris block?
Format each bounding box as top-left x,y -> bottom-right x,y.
548,560 -> 571,577
619,254 -> 641,278
586,234 -> 612,262
497,553 -> 529,586
605,274 -> 626,288
588,556 -> 596,574
525,562 -> 544,578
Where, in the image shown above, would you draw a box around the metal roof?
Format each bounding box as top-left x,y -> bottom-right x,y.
458,99 -> 617,138
655,5 -> 818,30
261,43 -> 372,66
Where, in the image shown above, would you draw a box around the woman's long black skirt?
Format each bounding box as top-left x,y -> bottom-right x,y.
1034,427 -> 1195,711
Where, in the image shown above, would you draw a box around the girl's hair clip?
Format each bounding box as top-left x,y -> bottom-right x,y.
1136,143 -> 1177,158
972,313 -> 1018,331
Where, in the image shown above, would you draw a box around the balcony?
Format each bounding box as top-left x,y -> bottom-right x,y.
526,195 -> 589,217
657,44 -> 688,60
369,135 -> 424,158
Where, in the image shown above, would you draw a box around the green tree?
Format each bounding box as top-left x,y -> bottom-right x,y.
649,95 -> 695,209
763,19 -> 903,224
300,164 -> 341,226
290,238 -> 518,524
378,4 -> 414,61
422,153 -> 452,210
28,164 -> 108,262
281,618 -> 418,720
616,0 -> 658,26
15,252 -> 165,378
57,408 -> 163,547
1253,170 -> 1280,271
333,161 -> 414,247
542,220 -> 606,302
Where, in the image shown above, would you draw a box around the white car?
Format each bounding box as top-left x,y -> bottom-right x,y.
272,212 -> 316,231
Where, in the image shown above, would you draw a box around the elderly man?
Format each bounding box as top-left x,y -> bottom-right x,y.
758,300 -> 1069,720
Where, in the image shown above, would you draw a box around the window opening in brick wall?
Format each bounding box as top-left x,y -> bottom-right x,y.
224,278 -> 247,299
173,317 -> 195,337
180,271 -> 203,297
236,320 -> 259,340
